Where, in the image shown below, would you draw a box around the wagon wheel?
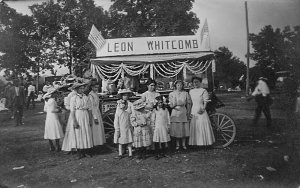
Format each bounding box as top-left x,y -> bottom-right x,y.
102,109 -> 116,140
209,112 -> 236,148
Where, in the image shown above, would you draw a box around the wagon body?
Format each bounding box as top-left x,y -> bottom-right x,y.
90,34 -> 236,148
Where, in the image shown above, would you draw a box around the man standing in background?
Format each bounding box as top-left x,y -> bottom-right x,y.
26,81 -> 36,110
8,79 -> 26,126
247,77 -> 272,128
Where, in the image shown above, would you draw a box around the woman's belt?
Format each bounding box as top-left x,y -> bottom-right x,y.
75,108 -> 89,110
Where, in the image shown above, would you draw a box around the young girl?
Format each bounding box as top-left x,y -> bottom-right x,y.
151,96 -> 171,160
131,99 -> 152,159
43,88 -> 64,152
114,96 -> 134,159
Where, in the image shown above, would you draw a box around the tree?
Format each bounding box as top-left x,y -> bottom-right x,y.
0,2 -> 37,78
249,25 -> 300,87
29,0 -> 110,75
214,47 -> 246,89
107,0 -> 199,38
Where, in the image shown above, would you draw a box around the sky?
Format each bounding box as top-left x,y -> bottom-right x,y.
4,0 -> 300,75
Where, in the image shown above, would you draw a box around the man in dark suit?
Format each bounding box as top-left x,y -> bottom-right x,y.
8,79 -> 26,126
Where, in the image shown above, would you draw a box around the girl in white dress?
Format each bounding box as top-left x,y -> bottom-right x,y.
43,88 -> 64,152
169,80 -> 192,150
88,83 -> 106,146
114,96 -> 134,159
131,99 -> 152,159
189,77 -> 215,146
151,96 -> 170,160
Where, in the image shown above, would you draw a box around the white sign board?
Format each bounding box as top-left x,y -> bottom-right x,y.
96,35 -> 206,57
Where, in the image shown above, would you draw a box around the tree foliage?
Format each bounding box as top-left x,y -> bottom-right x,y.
249,25 -> 300,87
0,0 -> 201,77
0,2 -> 36,77
29,0 -> 110,75
214,47 -> 246,88
108,0 -> 199,37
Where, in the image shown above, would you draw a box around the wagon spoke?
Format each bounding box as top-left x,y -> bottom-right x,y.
107,115 -> 114,124
221,124 -> 234,130
221,131 -> 233,138
221,134 -> 229,142
220,119 -> 231,128
219,115 -> 226,128
221,129 -> 234,132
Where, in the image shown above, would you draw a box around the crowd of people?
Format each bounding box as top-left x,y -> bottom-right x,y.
37,75 -> 216,160
1,73 -> 281,160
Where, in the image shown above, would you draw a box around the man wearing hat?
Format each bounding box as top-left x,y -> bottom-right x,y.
8,79 -> 26,126
248,77 -> 272,127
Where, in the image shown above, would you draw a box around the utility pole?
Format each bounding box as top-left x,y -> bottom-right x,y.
245,1 -> 250,96
36,58 -> 40,92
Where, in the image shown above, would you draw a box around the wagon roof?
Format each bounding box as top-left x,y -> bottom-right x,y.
91,51 -> 214,65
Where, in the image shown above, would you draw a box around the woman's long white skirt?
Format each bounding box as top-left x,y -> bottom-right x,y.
189,111 -> 215,146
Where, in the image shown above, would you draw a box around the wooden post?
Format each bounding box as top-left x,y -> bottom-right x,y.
245,1 -> 250,96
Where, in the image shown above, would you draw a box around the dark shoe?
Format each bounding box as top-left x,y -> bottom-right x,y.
114,155 -> 124,160
128,156 -> 134,160
155,155 -> 160,160
56,147 -> 61,152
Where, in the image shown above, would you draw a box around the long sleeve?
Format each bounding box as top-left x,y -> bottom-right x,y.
169,92 -> 176,108
130,111 -> 138,127
114,111 -> 120,131
150,110 -> 156,129
166,109 -> 171,129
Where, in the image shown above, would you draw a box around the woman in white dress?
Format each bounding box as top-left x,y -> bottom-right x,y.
43,88 -> 64,152
63,82 -> 93,159
88,83 -> 106,146
61,86 -> 78,153
189,77 -> 215,147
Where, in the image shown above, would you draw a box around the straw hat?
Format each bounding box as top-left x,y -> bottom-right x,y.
68,82 -> 87,90
42,87 -> 58,99
116,89 -> 132,98
258,77 -> 268,81
133,99 -> 147,110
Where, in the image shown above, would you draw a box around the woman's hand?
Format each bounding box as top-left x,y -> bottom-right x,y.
74,121 -> 79,129
197,108 -> 205,114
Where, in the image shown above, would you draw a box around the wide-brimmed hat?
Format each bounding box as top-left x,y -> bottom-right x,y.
116,89 -> 133,98
42,87 -> 58,99
68,82 -> 87,90
133,99 -> 146,110
258,77 -> 268,81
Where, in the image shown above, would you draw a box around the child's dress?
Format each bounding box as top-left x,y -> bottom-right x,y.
151,108 -> 171,143
44,98 -> 64,140
114,108 -> 133,145
88,91 -> 106,146
131,110 -> 152,148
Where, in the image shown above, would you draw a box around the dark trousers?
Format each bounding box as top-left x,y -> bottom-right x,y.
14,104 -> 24,125
26,93 -> 35,109
253,95 -> 272,127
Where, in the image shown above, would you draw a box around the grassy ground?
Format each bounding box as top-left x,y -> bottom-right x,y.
0,93 -> 299,188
